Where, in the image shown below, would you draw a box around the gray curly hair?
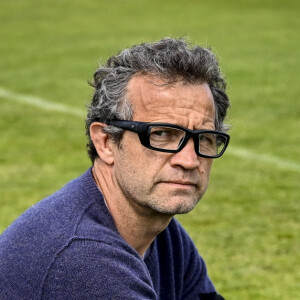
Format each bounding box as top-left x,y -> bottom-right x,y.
86,37 -> 230,162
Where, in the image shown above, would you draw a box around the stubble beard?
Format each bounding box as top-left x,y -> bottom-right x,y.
123,182 -> 207,217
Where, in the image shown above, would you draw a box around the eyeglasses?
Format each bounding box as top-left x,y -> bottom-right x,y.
106,120 -> 230,159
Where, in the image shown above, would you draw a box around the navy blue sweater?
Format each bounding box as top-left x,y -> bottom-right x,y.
0,169 -> 221,299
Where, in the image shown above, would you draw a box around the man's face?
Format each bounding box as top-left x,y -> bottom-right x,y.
112,75 -> 215,216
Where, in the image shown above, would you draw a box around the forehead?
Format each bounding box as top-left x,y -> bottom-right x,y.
126,75 -> 215,128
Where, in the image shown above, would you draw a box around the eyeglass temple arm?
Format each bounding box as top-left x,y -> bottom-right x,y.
106,120 -> 141,133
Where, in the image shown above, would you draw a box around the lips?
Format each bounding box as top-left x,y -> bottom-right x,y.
159,180 -> 197,187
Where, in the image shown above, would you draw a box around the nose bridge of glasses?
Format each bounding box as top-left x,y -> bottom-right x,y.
177,130 -> 197,153
164,126 -> 194,150
184,130 -> 216,157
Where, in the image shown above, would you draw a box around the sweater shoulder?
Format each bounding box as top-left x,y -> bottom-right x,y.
41,237 -> 156,299
0,169 -> 119,299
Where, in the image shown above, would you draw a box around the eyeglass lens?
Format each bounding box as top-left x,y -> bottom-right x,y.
149,126 -> 226,156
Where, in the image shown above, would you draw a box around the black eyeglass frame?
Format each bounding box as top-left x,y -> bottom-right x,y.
105,120 -> 230,159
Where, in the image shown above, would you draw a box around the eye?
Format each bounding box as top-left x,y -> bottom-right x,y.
152,130 -> 170,137
150,127 -> 176,138
149,126 -> 186,149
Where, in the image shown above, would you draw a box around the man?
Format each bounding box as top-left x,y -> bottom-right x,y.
0,38 -> 230,299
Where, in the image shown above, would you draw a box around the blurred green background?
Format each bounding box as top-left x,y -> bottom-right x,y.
0,0 -> 299,298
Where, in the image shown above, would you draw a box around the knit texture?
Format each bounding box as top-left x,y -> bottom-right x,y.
0,169 -> 217,299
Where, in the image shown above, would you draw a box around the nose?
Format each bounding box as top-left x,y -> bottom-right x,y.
169,138 -> 200,170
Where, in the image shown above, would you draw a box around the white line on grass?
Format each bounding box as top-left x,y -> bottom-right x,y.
228,147 -> 300,172
0,87 -> 85,118
1,87 -> 300,173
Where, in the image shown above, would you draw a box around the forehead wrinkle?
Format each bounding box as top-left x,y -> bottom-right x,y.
135,107 -> 215,131
141,95 -> 215,123
134,97 -> 214,119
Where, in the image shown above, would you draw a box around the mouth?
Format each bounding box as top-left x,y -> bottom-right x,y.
159,181 -> 197,189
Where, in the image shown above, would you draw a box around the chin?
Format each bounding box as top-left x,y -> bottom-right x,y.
150,197 -> 200,216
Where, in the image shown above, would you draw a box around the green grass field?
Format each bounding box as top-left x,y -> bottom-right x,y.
0,0 -> 299,298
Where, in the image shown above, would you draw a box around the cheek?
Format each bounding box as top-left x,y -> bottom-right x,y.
117,139 -> 158,177
138,152 -> 166,182
199,160 -> 213,178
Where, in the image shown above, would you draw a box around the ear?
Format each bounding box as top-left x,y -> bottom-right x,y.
90,122 -> 115,165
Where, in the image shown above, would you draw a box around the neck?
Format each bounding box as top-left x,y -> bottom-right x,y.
92,162 -> 172,257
